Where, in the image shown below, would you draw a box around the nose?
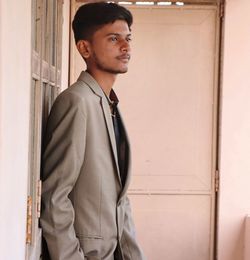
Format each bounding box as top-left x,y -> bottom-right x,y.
120,39 -> 130,53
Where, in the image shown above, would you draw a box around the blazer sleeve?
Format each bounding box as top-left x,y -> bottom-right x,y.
120,196 -> 146,260
40,92 -> 86,260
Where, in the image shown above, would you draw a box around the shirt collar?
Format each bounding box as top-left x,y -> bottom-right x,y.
106,89 -> 119,107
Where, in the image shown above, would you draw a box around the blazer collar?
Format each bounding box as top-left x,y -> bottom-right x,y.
77,71 -> 104,98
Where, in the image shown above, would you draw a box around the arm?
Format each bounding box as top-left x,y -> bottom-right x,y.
40,92 -> 86,260
120,196 -> 146,260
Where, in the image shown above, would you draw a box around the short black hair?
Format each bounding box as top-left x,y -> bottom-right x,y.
72,2 -> 133,43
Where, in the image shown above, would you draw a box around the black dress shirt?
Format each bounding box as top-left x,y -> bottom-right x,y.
107,89 -> 128,187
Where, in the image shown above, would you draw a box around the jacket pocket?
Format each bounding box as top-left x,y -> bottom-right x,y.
77,235 -> 103,260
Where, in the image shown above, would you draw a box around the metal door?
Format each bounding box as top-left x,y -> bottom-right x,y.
115,4 -> 220,260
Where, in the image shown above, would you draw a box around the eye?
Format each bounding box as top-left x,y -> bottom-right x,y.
110,36 -> 118,42
126,37 -> 132,42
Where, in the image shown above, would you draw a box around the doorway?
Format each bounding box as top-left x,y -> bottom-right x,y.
70,1 -> 221,259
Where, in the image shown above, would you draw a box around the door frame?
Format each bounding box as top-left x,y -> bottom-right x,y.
69,1 -> 225,259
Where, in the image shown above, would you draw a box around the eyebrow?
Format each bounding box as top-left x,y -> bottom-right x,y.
105,33 -> 132,37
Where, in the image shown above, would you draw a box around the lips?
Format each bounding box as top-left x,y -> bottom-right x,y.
117,54 -> 131,62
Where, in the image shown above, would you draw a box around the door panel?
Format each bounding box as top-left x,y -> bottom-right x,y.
130,195 -> 211,260
114,6 -> 219,260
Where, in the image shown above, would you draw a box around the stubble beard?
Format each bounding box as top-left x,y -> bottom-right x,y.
93,52 -> 128,75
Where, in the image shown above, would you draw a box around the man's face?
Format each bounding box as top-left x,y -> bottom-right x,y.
87,20 -> 131,74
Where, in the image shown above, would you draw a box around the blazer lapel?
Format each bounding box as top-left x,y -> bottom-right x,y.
101,96 -> 122,185
77,71 -> 122,186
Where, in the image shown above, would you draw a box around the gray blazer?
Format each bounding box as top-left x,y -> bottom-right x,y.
40,71 -> 145,260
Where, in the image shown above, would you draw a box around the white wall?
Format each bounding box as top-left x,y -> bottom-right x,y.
218,0 -> 250,260
0,1 -> 32,259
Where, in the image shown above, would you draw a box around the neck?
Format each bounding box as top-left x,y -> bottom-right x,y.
86,68 -> 117,96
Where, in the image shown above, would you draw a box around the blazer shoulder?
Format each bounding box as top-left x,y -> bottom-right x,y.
61,80 -> 95,100
54,80 -> 99,109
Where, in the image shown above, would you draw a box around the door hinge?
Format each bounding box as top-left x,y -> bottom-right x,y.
215,170 -> 220,192
219,2 -> 225,18
36,180 -> 42,218
26,196 -> 32,245
26,180 -> 42,244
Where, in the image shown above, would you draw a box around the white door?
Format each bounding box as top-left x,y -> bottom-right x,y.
70,2 -> 220,260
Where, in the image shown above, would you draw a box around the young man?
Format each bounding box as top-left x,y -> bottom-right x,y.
40,2 -> 145,260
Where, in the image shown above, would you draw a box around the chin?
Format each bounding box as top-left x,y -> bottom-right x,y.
119,66 -> 129,73
109,68 -> 128,74
104,66 -> 128,74
119,68 -> 128,74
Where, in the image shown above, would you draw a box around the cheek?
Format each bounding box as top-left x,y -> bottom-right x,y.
92,42 -> 119,63
95,45 -> 112,58
101,48 -> 118,62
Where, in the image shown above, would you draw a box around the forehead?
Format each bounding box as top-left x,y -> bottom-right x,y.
95,20 -> 131,37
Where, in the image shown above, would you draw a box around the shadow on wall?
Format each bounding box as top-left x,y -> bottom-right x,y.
230,218 -> 244,260
243,216 -> 250,260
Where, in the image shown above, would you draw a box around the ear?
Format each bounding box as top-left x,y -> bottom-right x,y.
76,40 -> 91,59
